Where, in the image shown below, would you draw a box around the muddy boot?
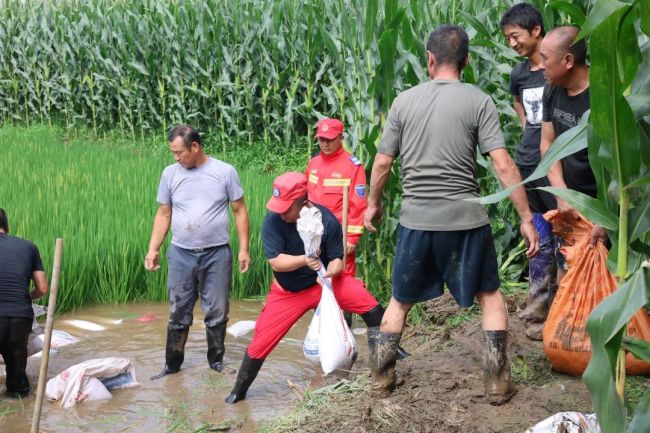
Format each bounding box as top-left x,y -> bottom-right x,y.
206,323 -> 228,372
367,327 -> 401,397
224,353 -> 265,404
151,327 -> 189,380
519,222 -> 555,324
362,306 -> 411,360
483,330 -> 517,405
525,322 -> 544,341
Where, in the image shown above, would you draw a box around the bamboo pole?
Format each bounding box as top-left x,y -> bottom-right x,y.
31,238 -> 63,433
342,186 -> 349,266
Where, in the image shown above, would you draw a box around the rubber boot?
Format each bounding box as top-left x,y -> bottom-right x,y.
224,353 -> 265,404
483,330 -> 517,405
367,327 -> 401,397
362,305 -> 410,360
519,215 -> 555,325
343,311 -> 353,329
151,327 -> 189,380
206,323 -> 227,372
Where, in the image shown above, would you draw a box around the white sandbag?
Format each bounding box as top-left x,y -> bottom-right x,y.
318,286 -> 357,374
227,320 -> 256,338
81,377 -> 113,402
62,320 -> 106,331
297,206 -> 324,257
303,306 -> 321,363
525,412 -> 600,433
38,330 -> 79,348
46,357 -> 139,408
27,330 -> 79,359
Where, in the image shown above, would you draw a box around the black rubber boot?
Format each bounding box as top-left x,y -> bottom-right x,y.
206,323 -> 227,372
343,311 -> 353,328
224,353 -> 265,404
151,327 -> 189,380
362,305 -> 411,360
367,327 -> 401,397
483,330 -> 517,405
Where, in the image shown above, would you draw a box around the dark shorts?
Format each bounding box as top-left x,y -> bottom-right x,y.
518,166 -> 557,214
392,224 -> 500,308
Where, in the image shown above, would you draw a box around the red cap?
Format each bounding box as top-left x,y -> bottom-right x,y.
266,172 -> 308,213
315,118 -> 344,140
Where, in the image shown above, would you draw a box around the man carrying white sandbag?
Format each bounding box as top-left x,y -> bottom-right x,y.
225,172 -> 385,404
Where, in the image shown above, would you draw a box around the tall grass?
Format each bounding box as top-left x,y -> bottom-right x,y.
0,126 -> 276,311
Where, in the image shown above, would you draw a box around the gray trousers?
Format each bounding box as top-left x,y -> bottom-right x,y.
166,244 -> 232,330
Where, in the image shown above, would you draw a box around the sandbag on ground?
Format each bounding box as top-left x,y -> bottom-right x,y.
543,210 -> 650,375
46,357 -> 139,408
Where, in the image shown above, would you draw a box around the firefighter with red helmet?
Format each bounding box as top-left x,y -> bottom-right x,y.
306,118 -> 366,276
306,118 -> 410,360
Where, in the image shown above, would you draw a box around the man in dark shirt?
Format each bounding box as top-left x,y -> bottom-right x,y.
0,208 -> 48,398
501,3 -> 560,340
225,172 -> 384,404
540,27 -> 607,249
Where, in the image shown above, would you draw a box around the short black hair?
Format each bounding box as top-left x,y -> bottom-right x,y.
167,124 -> 202,150
0,208 -> 8,232
500,3 -> 546,36
426,25 -> 469,72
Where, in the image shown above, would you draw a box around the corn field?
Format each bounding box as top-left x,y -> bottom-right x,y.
0,0 -> 593,308
0,0 -> 588,150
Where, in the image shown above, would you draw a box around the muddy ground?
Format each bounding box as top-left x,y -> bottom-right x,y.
265,293 -> 597,433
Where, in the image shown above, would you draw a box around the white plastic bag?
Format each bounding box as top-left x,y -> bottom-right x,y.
81,377 -> 113,402
227,320 -> 257,338
297,205 -> 356,373
303,305 -> 321,363
297,206 -> 324,257
525,412 -> 600,433
46,357 -> 139,408
318,286 -> 357,374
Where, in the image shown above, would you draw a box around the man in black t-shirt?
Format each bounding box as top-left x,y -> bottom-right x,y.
225,172 -> 384,404
0,208 -> 48,398
501,3 -> 560,341
540,27 -> 607,261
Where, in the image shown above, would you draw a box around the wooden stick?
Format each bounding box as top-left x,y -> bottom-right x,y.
342,186 -> 349,266
31,238 -> 63,433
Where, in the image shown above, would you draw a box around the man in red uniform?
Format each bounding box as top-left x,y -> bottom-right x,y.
306,118 -> 365,276
224,172 -> 386,404
306,118 -> 409,359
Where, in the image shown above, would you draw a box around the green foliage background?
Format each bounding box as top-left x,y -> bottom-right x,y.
0,0 -> 598,306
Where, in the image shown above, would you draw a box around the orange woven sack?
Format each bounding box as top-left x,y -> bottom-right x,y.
542,210 -> 650,376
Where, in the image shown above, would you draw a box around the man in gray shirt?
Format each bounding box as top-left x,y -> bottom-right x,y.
145,124 -> 251,379
364,25 -> 538,405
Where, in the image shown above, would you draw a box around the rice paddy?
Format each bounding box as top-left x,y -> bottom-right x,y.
0,126 -> 278,311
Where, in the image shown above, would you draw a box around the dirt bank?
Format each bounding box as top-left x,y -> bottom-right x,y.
265,293 -> 595,433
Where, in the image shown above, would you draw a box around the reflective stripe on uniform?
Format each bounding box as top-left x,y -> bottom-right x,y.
323,178 -> 351,187
308,173 -> 318,184
347,225 -> 364,234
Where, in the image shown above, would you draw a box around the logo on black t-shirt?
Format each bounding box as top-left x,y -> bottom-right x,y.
522,86 -> 544,125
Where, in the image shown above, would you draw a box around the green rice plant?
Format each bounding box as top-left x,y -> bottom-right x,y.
0,125 -> 276,311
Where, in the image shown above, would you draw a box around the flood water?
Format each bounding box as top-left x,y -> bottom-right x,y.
0,300 -> 362,433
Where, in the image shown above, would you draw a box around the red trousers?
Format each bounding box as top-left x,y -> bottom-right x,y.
246,275 -> 378,359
